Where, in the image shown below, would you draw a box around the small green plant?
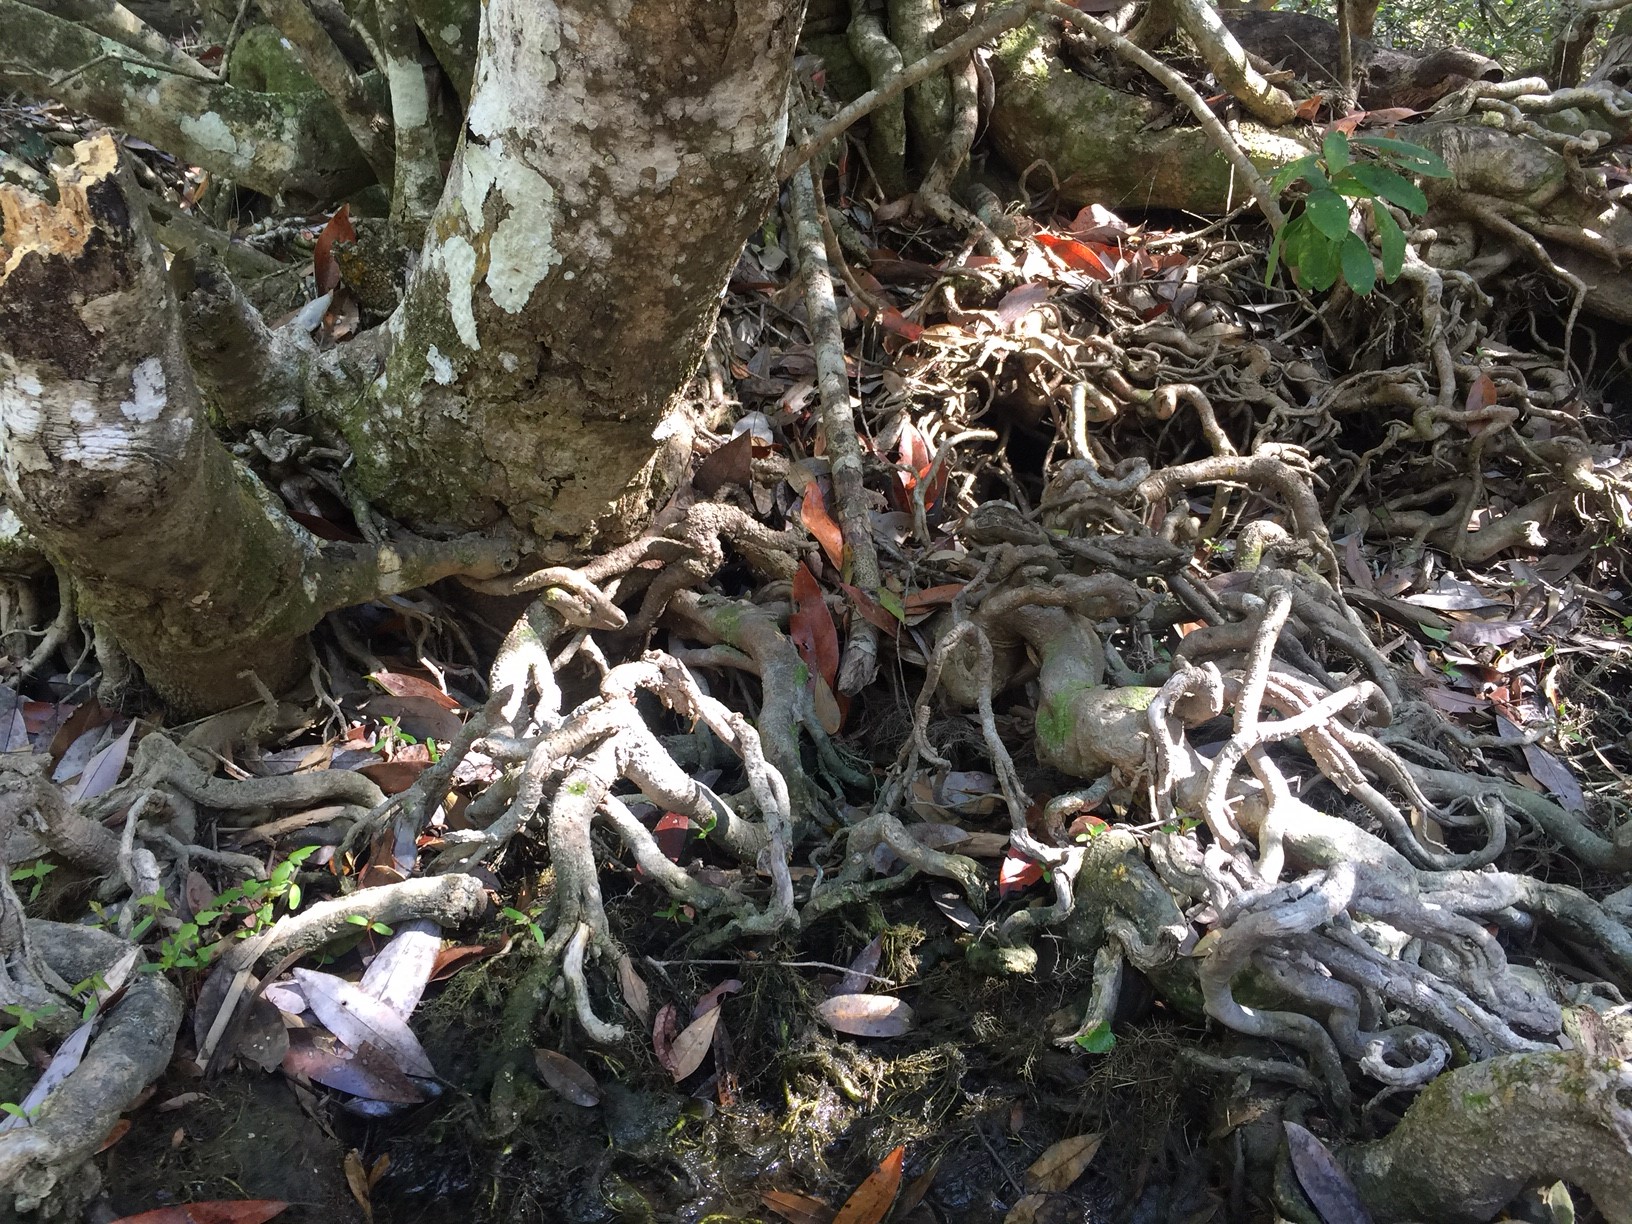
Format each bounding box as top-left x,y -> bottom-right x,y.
1266,130 -> 1452,295
8,860 -> 56,904
1074,1019 -> 1116,1054
0,1100 -> 41,1125
500,906 -> 547,946
346,914 -> 394,936
0,1002 -> 60,1057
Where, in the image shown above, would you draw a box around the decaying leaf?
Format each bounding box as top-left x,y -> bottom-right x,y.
535,1048 -> 601,1106
833,1144 -> 905,1224
836,934 -> 883,995
292,968 -> 435,1078
817,994 -> 914,1038
1284,1121 -> 1374,1224
665,1005 -> 722,1081
618,954 -> 652,1025
108,1202 -> 289,1224
760,1189 -> 834,1224
1024,1133 -> 1103,1193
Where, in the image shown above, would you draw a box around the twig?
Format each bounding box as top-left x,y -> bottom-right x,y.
788,155 -> 883,692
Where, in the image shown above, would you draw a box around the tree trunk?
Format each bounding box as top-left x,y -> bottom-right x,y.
0,137 -> 512,710
329,0 -> 804,549
0,0 -> 804,709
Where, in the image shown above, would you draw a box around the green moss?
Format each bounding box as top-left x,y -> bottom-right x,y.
1035,678 -> 1095,756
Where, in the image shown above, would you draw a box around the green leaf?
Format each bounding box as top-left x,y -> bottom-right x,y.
1352,135 -> 1452,177
1371,201 -> 1406,280
877,587 -> 907,622
1347,162 -> 1427,213
346,913 -> 369,925
1420,625 -> 1451,643
1270,153 -> 1321,195
1546,1180 -> 1575,1224
1321,129 -> 1351,171
1304,189 -> 1352,241
1339,233 -> 1376,294
1296,234 -> 1341,291
286,883 -> 302,911
1264,225 -> 1288,286
1074,1020 -> 1117,1054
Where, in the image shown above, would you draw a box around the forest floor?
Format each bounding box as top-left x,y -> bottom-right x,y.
6,51 -> 1632,1224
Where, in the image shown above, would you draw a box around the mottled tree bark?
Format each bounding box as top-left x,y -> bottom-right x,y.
327,0 -> 805,550
0,0 -> 373,201
0,136 -> 511,710
0,0 -> 804,710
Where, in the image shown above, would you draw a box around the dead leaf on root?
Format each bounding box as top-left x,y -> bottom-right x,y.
817,994 -> 914,1038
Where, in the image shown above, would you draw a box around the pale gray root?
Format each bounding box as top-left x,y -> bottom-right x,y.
788,160 -> 882,694
0,924 -> 182,1217
1340,1051 -> 1632,1224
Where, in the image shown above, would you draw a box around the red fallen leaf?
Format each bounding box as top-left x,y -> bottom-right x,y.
761,1188 -> 835,1224
838,583 -> 903,636
890,421 -> 946,513
1034,232 -> 1115,279
878,308 -> 924,341
998,853 -> 1044,898
652,811 -> 692,865
695,430 -> 754,495
791,563 -> 841,694
1465,372 -> 1499,414
428,943 -> 503,982
903,583 -> 964,615
834,1144 -> 905,1224
1294,95 -> 1324,121
96,1117 -> 132,1153
1359,106 -> 1422,125
368,672 -> 461,711
800,482 -> 846,570
1329,112 -> 1365,135
652,1003 -> 681,1072
314,205 -> 354,294
110,1201 -> 289,1224
356,759 -> 429,795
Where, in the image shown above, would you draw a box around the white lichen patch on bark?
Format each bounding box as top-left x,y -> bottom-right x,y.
177,111 -> 240,158
60,422 -> 136,467
386,57 -> 430,128
467,1 -> 562,140
437,234 -> 481,350
426,345 -> 456,385
119,356 -> 167,422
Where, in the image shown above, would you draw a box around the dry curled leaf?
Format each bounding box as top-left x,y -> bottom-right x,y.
760,1189 -> 834,1224
1024,1133 -> 1103,1193
817,994 -> 914,1038
534,1049 -> 601,1106
665,1006 -> 722,1081
833,1144 -> 905,1224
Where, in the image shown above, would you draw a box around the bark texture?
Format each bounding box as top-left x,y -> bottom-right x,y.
333,0 -> 804,549
0,135 -> 511,710
0,0 -> 373,201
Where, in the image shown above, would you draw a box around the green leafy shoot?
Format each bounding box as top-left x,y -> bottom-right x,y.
1266,130 -> 1444,295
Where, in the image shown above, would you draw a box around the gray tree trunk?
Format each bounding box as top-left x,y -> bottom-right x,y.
0,0 -> 805,709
